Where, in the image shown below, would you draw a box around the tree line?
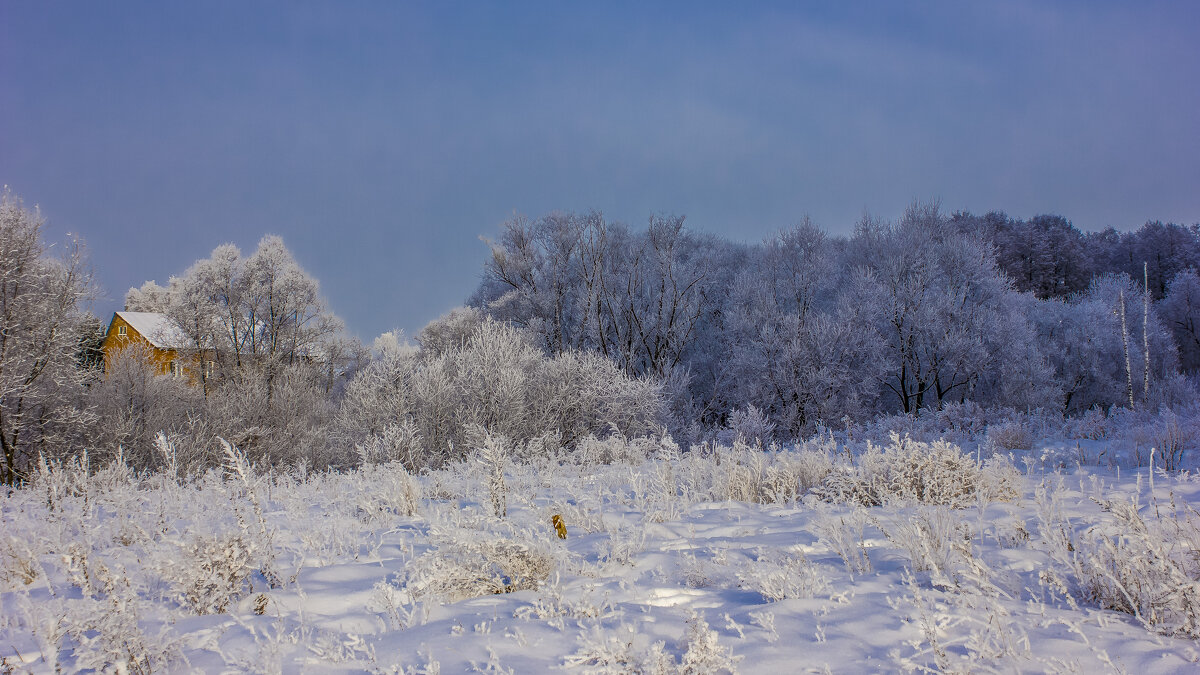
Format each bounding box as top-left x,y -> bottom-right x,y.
2,186 -> 1198,483
471,204 -> 1200,441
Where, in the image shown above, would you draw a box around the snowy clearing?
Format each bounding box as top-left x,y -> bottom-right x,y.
2,434 -> 1199,674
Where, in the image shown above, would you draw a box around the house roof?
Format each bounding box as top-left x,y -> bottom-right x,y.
114,311 -> 192,349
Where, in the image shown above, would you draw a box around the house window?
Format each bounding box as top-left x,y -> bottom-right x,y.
204,360 -> 216,378
118,325 -> 127,336
169,360 -> 180,377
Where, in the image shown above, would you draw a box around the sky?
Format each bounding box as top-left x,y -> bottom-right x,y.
2,1 -> 1198,341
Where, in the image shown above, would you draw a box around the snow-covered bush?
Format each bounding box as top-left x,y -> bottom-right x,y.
858,404 -> 1048,448
89,353 -> 338,474
88,343 -> 209,471
175,532 -> 253,614
206,364 -> 337,469
716,405 -> 776,446
349,461 -> 421,521
336,316 -> 663,470
986,419 -> 1032,452
573,432 -> 680,466
880,506 -> 972,578
687,440 -> 833,505
475,431 -> 510,518
1129,410 -> 1198,471
678,611 -> 740,674
815,433 -> 1018,507
0,536 -> 40,588
929,401 -> 994,441
811,506 -> 874,576
1039,479 -> 1200,638
735,548 -> 829,601
68,590 -> 184,675
356,419 -> 423,467
404,526 -> 560,602
514,574 -> 617,625
1067,407 -> 1112,440
563,624 -> 677,674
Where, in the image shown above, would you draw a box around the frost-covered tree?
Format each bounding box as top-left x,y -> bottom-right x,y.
0,189 -> 95,484
1033,274 -> 1180,413
1159,270 -> 1200,375
475,213 -> 583,352
473,211 -> 728,435
133,235 -> 347,395
976,213 -> 1093,299
848,203 -> 1046,414
718,222 -> 883,437
1109,221 -> 1200,300
123,279 -> 171,312
618,215 -> 712,380
416,306 -> 483,357
974,291 -> 1062,412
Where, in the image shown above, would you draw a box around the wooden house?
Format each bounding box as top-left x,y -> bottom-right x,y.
102,311 -> 214,382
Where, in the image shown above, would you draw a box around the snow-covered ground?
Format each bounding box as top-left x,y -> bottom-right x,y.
2,434 -> 1199,673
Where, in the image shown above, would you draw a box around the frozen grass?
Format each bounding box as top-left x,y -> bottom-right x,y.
1,433 -> 1199,673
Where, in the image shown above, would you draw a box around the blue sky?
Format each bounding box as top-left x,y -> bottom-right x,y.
2,1 -> 1197,340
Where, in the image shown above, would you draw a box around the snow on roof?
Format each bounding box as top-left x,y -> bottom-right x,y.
115,311 -> 192,349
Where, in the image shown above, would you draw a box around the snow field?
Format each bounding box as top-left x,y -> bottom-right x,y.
2,434 -> 1199,673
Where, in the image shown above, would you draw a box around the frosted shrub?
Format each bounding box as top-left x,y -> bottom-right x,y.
679,611 -> 740,674
369,580 -> 431,631
860,409 -> 990,445
1146,411 -> 1196,471
765,446 -> 835,500
357,420 -> 424,467
716,405 -> 776,446
563,625 -> 676,674
629,459 -> 686,524
604,527 -> 648,568
573,434 -> 631,465
881,507 -> 972,578
1069,407 -> 1111,440
735,548 -> 829,601
812,507 -> 873,576
336,317 -> 664,471
858,405 -> 1061,450
514,573 -> 616,624
816,433 -> 1018,507
475,431 -> 510,518
176,532 -> 253,614
0,536 -> 40,587
931,401 -> 992,441
1066,493 -> 1200,638
573,432 -> 677,465
986,420 -> 1032,452
352,461 -> 421,521
88,344 -> 207,472
405,528 -> 559,602
30,451 -> 92,516
69,590 -> 183,674
220,439 -> 281,588
689,441 -> 832,505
